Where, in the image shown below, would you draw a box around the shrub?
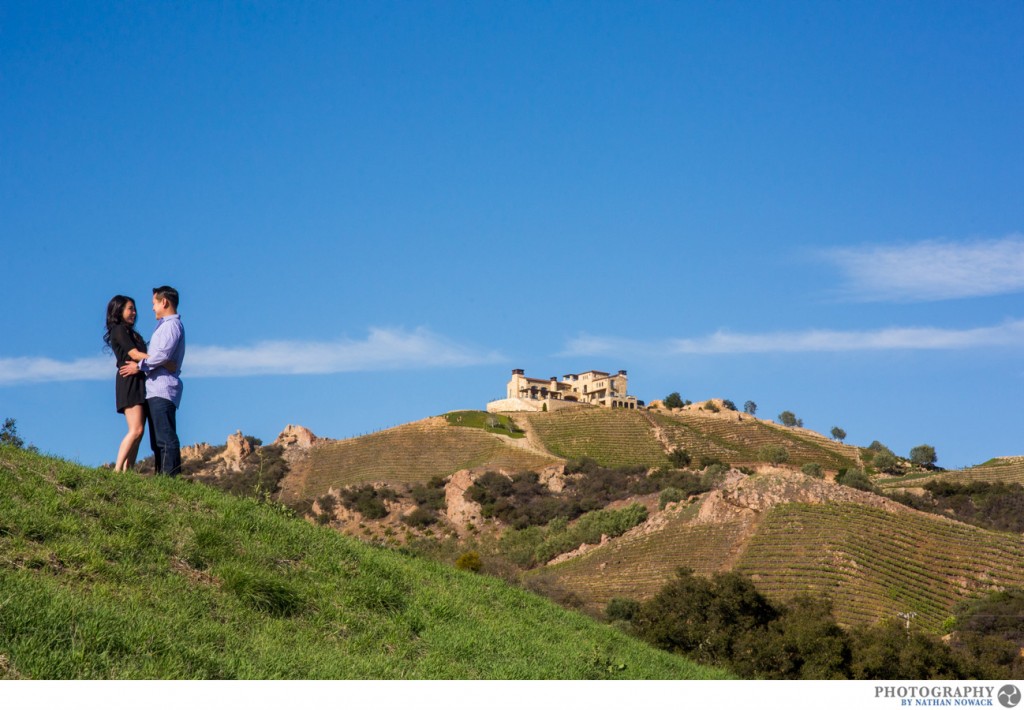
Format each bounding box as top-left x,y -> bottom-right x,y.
698,455 -> 724,470
340,484 -> 398,520
722,400 -> 737,411
409,476 -> 447,513
759,445 -> 790,465
801,462 -> 823,478
402,507 -> 438,528
669,447 -> 692,469
205,444 -> 290,500
534,504 -> 648,563
704,463 -> 730,478
659,487 -> 685,509
454,551 -> 482,572
606,597 -> 641,623
835,469 -> 875,492
703,401 -> 720,413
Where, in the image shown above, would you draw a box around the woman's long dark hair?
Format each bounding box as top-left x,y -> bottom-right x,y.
103,295 -> 143,352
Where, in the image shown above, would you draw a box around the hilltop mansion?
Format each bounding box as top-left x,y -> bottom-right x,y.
486,368 -> 641,413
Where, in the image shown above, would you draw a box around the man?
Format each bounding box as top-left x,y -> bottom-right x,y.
120,285 -> 186,476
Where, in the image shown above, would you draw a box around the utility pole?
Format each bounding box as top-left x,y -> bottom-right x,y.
897,611 -> 917,637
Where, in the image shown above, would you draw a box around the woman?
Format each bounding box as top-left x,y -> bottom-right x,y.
103,294 -> 171,471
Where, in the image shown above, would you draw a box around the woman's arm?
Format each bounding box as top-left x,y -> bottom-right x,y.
127,348 -> 177,373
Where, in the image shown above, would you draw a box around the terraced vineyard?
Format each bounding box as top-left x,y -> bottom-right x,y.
284,418 -> 559,500
522,408 -> 669,468
528,502 -> 754,615
653,411 -> 858,470
733,502 -> 1024,633
877,456 -> 1024,491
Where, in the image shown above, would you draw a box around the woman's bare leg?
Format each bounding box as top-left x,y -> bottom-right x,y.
115,405 -> 146,471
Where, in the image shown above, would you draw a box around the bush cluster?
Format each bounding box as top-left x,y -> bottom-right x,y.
619,567 -> 1016,679
465,471 -> 574,529
402,476 -> 448,528
887,480 -> 1024,533
339,484 -> 399,520
533,504 -> 648,564
468,458 -> 719,531
206,444 -> 290,500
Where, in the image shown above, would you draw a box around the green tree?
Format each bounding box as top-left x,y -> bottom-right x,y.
849,620 -> 971,680
0,418 -> 24,448
830,427 -> 846,443
909,444 -> 937,468
872,450 -> 900,475
635,568 -> 778,667
744,401 -> 757,416
663,392 -> 684,409
778,411 -> 802,428
736,595 -> 852,679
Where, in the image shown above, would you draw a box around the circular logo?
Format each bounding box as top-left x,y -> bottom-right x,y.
999,685 -> 1021,709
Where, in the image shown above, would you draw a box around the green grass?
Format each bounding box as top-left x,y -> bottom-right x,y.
444,410 -> 525,438
0,445 -> 727,679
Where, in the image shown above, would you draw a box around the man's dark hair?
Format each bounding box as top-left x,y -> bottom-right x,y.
153,285 -> 179,309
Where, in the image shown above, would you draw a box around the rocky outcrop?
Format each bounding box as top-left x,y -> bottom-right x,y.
695,467 -> 908,524
274,424 -> 317,450
181,442 -> 214,464
212,430 -> 255,472
538,464 -> 568,493
445,468 -> 486,533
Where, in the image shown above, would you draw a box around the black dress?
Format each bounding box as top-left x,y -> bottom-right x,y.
110,324 -> 147,413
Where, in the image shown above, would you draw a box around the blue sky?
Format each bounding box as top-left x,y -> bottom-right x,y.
2,1 -> 1022,469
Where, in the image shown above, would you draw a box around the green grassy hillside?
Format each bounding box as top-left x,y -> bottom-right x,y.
0,445 -> 725,679
283,417 -> 559,502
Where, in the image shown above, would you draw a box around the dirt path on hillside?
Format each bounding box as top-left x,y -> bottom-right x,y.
639,409 -> 672,453
508,414 -> 562,459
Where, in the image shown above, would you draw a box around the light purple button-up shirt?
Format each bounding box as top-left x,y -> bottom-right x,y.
139,314 -> 185,408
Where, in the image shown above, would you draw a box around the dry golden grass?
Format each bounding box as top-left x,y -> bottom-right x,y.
289,417 -> 559,500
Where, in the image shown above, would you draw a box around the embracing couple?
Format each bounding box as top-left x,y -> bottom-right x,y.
103,286 -> 186,475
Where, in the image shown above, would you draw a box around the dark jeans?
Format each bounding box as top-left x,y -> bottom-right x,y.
147,396 -> 181,476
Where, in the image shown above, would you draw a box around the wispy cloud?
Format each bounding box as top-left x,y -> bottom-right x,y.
822,234 -> 1024,302
563,319 -> 1024,357
0,327 -> 503,386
